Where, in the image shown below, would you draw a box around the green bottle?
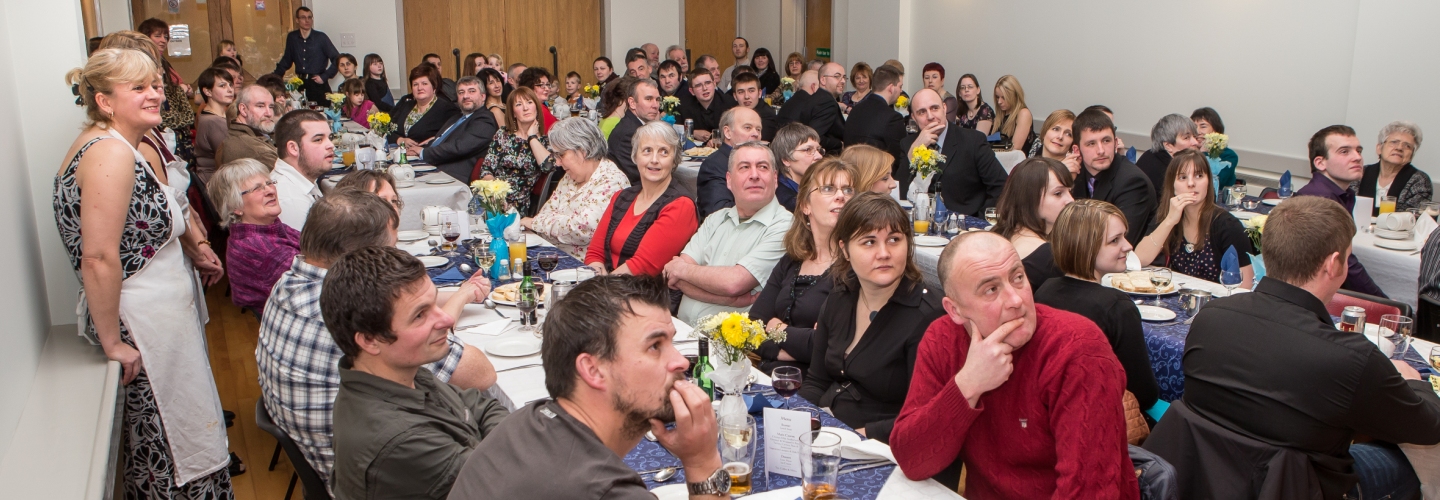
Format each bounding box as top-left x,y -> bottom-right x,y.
518,265 -> 537,325
692,340 -> 714,399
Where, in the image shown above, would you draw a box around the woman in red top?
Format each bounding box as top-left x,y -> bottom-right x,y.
585,122 -> 698,276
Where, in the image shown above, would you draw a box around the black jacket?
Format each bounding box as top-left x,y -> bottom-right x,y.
902,122 -> 1008,217
387,95 -> 460,144
364,77 -> 393,113
677,94 -> 733,134
696,144 -> 734,219
421,110 -> 498,182
843,93 -> 906,177
607,111 -> 645,184
749,255 -> 834,374
1072,156 -> 1156,245
1144,400 -> 1332,500
1135,148 -> 1171,198
1034,276 -> 1160,408
752,102 -> 779,142
778,89 -> 845,152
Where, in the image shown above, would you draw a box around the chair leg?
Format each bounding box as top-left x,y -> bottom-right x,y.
285,472 -> 298,500
268,442 -> 282,471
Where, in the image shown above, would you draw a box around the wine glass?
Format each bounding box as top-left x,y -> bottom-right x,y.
1378,314 -> 1413,361
1220,268 -> 1242,296
473,245 -> 495,279
440,212 -> 462,257
772,366 -> 802,410
516,287 -> 540,337
984,207 -> 998,227
1145,267 -> 1172,306
536,251 -> 560,282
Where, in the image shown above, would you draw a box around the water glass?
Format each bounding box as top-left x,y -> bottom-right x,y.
799,430 -> 843,500
1378,314 -> 1413,360
718,414 -> 757,495
1228,186 -> 1246,209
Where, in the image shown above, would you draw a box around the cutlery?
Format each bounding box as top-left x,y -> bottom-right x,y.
651,467 -> 678,482
484,299 -> 508,318
839,461 -> 895,475
495,363 -> 541,373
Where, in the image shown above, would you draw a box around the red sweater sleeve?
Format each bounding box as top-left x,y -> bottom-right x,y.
623,198 -> 699,275
1044,328 -> 1139,499
584,192 -> 622,268
891,319 -> 985,481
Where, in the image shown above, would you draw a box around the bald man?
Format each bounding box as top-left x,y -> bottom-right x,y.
890,232 -> 1138,498
777,69 -> 844,152
900,88 -> 1007,212
641,43 -> 660,78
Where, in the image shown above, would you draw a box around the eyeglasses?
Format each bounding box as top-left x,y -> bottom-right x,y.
1385,139 -> 1416,152
823,73 -> 845,80
795,145 -> 825,156
817,185 -> 854,197
240,178 -> 278,196
957,84 -> 977,91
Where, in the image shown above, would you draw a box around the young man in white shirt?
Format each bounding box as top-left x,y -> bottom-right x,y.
271,109 -> 335,231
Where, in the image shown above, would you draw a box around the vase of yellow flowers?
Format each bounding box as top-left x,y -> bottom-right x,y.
894,94 -> 910,113
323,93 -> 346,133
1204,132 -> 1231,197
660,96 -> 681,124
285,76 -> 306,106
695,312 -> 785,419
908,145 -> 947,200
471,179 -> 516,278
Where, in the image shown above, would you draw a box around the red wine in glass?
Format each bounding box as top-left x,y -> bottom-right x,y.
772,379 -> 801,398
538,254 -> 560,272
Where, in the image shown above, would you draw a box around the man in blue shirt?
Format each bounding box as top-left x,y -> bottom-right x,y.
272,7 -> 339,105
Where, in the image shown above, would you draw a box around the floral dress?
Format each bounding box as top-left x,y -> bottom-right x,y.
530,160 -> 631,257
53,137 -> 233,499
478,130 -> 556,215
956,102 -> 995,131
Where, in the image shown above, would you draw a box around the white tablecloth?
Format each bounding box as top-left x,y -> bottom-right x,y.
321,169 -> 472,231
1352,230 -> 1422,308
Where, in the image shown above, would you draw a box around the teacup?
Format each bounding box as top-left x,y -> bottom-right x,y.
1380,212 -> 1416,231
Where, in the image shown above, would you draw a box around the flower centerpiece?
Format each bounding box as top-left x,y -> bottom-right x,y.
323,92 -> 346,134
1203,132 -> 1231,195
366,112 -> 394,152
908,145 -> 947,197
894,94 -> 910,113
774,77 -> 796,105
660,95 -> 681,124
695,312 -> 785,419
1243,214 -> 1266,254
470,179 -> 517,276
583,83 -> 601,99
285,76 -> 306,106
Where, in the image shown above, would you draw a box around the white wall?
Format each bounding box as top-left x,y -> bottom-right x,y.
839,0 -> 900,79
0,0 -> 81,461
604,0 -> 682,64
1345,0 -> 1440,171
95,0 -> 132,36
738,0 -> 781,61
312,0 -> 404,94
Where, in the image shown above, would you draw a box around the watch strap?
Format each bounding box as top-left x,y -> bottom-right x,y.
686,466 -> 731,496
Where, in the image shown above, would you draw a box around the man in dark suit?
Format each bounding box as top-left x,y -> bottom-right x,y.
697,106 -> 763,218
1069,109 -> 1156,244
900,89 -> 1008,215
412,76 -> 497,181
677,69 -> 734,146
607,78 -> 660,184
656,60 -> 691,100
843,64 -> 906,175
778,68 -> 845,153
730,72 -> 777,141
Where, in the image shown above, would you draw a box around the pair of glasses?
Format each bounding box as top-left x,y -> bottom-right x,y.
796,146 -> 825,156
1385,139 -> 1416,151
817,185 -> 854,197
240,179 -> 278,196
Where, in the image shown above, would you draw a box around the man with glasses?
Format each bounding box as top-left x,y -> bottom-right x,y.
778,64 -> 845,153
677,70 -> 735,145
844,64 -> 906,176
219,84 -> 279,168
272,6 -> 340,105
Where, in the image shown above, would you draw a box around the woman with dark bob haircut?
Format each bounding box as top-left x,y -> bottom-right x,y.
991,157 -> 1074,290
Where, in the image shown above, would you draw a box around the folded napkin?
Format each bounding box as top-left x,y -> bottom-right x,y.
1417,214 -> 1439,244
1220,246 -> 1242,288
1125,146 -> 1137,163
1279,170 -> 1293,196
430,264 -> 467,285
843,439 -> 897,463
456,318 -> 510,337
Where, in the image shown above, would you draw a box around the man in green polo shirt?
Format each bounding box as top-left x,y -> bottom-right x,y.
665,141 -> 793,324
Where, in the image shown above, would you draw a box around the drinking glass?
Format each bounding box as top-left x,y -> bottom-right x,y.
536,251 -> 560,282
718,414 -> 757,495
772,366 -> 802,410
984,207 -> 998,227
1220,269 -> 1242,296
1379,314 -> 1413,361
342,149 -> 355,167
1380,196 -> 1398,215
472,244 -> 495,277
1429,346 -> 1440,372
799,430 -> 843,500
1144,267 -> 1173,306
1228,186 -> 1246,209
912,203 -> 931,236
1423,202 -> 1440,219
1241,198 -> 1261,211
516,288 -> 539,337
440,212 -> 462,256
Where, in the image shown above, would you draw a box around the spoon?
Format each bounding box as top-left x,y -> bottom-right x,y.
650,467 -> 678,482
484,298 -> 508,318
460,263 -> 473,274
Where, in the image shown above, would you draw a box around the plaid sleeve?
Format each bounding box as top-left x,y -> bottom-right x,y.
426,334 -> 466,381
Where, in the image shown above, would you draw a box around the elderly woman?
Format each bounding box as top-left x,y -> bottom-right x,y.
59,48 -> 231,496
922,63 -> 959,124
1138,150 -> 1254,287
388,63 -> 460,147
1361,120 -> 1432,216
520,118 -> 631,256
771,123 -> 824,211
1031,109 -> 1080,175
840,62 -> 872,114
209,158 -> 300,315
194,67 -> 235,182
585,121 -> 699,275
799,192 -> 944,443
992,157 -> 1074,290
955,74 -> 994,134
751,158 -> 854,375
1136,113 -> 1201,196
1191,107 -> 1238,188
478,86 -> 555,215
841,144 -> 898,194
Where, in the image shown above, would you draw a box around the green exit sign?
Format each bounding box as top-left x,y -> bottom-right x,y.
815,48 -> 830,59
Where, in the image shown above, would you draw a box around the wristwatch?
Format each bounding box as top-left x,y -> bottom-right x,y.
686,467 -> 731,496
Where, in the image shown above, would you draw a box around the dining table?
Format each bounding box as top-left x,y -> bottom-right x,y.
320,165 -> 472,231
398,230 -> 962,499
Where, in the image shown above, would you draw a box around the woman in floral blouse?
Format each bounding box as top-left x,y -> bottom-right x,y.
478,86 -> 555,215
520,118 -> 630,257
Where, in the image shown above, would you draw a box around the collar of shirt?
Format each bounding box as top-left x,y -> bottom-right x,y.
778,175 -> 799,193
722,196 -> 787,227
274,158 -> 321,196
1254,278 -> 1334,327
337,359 -> 433,411
1307,172 -> 1357,210
286,254 -> 328,284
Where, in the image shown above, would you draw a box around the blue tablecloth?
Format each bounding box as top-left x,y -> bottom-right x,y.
425,240 -> 585,286
625,385 -> 895,500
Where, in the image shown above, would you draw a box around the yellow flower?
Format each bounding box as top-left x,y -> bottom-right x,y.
288,76 -> 303,86
895,95 -> 909,109
325,93 -> 345,105
1248,215 -> 1268,233
720,315 -> 747,347
764,97 -> 773,106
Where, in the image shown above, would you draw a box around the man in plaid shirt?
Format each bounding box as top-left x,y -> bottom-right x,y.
256,190 -> 496,487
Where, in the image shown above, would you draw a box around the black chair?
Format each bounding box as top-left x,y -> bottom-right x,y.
1417,295 -> 1440,343
255,401 -> 332,500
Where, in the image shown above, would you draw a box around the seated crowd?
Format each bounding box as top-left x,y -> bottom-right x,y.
64,10 -> 1440,499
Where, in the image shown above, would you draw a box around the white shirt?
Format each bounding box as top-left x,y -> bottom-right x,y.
676,197 -> 792,324
719,55 -> 752,92
272,158 -> 322,231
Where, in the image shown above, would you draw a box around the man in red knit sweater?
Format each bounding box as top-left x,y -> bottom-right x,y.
890,232 -> 1139,498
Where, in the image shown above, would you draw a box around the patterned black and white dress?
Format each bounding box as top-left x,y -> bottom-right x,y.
54,137 -> 233,499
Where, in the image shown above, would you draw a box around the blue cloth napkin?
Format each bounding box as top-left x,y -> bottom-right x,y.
1279,170 -> 1293,196
1125,146 -> 1138,163
1220,246 -> 1241,286
986,132 -> 1002,142
431,265 -> 467,285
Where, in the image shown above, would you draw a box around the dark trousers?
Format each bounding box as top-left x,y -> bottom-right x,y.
299,76 -> 330,106
1350,442 -> 1421,500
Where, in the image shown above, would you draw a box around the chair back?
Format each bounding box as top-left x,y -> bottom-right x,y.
1142,400 -> 1329,500
1417,295 -> 1440,343
1260,187 -> 1280,199
1325,289 -> 1411,322
255,401 -> 333,500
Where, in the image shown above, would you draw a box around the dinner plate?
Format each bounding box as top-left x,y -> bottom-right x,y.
548,268 -> 597,282
489,283 -> 548,306
1374,238 -> 1418,251
484,338 -> 541,358
396,181 -> 416,189
1136,305 -> 1177,322
526,232 -> 545,247
1375,229 -> 1414,240
397,230 -> 429,241
426,177 -> 456,185
417,256 -> 450,268
1262,198 -> 1282,206
914,235 -> 949,247
412,164 -> 437,172
1100,274 -> 1181,297
1230,210 -> 1259,220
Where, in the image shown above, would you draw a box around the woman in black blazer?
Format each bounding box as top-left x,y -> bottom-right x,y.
387,63 -> 459,146
751,159 -> 855,375
798,192 -> 944,444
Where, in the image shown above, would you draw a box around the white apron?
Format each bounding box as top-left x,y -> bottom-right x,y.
100,129 -> 229,485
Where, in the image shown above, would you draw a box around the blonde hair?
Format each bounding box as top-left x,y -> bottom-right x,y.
993,75 -> 1030,140
841,144 -> 894,193
97,31 -> 162,66
65,48 -> 162,127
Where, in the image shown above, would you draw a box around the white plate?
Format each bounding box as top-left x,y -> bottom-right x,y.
1100,274 -> 1181,297
397,230 -> 429,241
819,426 -> 869,459
426,177 -> 456,185
1375,238 -> 1419,251
548,268 -> 597,282
526,232 -> 544,247
412,165 -> 437,172
484,338 -> 541,358
1136,305 -> 1177,322
1230,210 -> 1258,220
417,256 -> 450,268
1375,229 -> 1414,240
396,181 -> 416,188
1262,198 -> 1282,206
914,235 -> 949,247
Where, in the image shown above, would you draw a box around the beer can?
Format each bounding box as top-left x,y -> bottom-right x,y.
684,119 -> 694,139
1340,306 -> 1366,332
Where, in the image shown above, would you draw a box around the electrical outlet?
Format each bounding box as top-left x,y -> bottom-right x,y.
339,33 -> 356,48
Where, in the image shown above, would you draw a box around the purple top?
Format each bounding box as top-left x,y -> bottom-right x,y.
1294,174 -> 1388,298
227,220 -> 303,313
347,100 -> 375,128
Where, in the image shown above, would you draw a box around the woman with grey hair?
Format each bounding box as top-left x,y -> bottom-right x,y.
520,118 -> 631,256
1136,113 -> 1201,196
771,123 -> 823,211
1360,120 -> 1432,215
584,121 -> 699,275
207,158 -> 300,314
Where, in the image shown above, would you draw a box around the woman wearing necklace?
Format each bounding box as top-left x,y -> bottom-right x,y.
751,158 -> 854,375
387,64 -> 459,148
1136,150 -> 1254,287
798,192 -> 943,443
991,157 -> 1074,291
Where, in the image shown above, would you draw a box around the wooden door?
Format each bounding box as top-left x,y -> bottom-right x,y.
684,0 -> 736,72
805,0 -> 831,62
402,0 -> 600,88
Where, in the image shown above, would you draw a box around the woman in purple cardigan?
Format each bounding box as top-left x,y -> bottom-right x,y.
208,158 -> 301,316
